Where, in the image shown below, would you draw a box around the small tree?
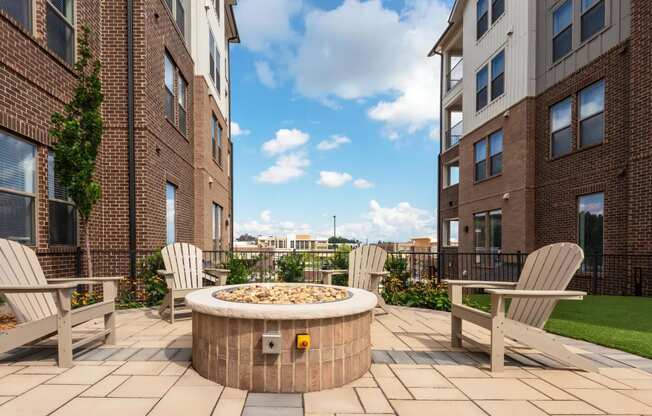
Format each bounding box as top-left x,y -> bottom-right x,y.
50,26 -> 103,277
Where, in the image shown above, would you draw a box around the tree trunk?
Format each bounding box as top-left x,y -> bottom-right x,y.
84,219 -> 93,278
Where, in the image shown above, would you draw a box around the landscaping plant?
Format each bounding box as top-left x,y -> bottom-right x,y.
223,255 -> 251,285
277,252 -> 305,283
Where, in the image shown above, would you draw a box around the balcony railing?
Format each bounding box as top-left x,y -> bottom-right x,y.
446,58 -> 463,91
444,119 -> 463,150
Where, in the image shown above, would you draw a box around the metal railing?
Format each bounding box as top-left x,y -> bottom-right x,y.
446,58 -> 463,91
444,119 -> 463,150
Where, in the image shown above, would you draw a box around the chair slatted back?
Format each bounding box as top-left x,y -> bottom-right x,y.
0,239 -> 58,323
161,243 -> 203,290
508,243 -> 584,328
348,245 -> 387,290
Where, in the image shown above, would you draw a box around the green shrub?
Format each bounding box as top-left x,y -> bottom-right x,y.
223,256 -> 251,285
325,245 -> 350,286
139,251 -> 166,306
277,252 -> 305,282
382,281 -> 451,311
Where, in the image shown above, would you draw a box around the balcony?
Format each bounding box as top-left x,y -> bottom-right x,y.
444,119 -> 463,150
446,57 -> 463,92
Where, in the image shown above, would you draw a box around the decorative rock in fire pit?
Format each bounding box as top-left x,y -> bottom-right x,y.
186,283 -> 377,392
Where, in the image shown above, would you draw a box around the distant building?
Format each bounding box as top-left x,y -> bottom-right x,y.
255,234 -> 329,251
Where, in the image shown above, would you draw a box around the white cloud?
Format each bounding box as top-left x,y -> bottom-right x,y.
262,129 -> 310,155
318,171 -> 352,188
256,152 -> 309,184
290,0 -> 447,135
255,61 -> 277,88
316,134 -> 351,151
235,0 -> 303,52
231,121 -> 250,137
260,210 -> 272,222
353,178 -> 374,189
235,219 -> 312,237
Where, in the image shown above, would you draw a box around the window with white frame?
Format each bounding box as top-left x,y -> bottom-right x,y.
214,0 -> 220,21
209,30 -> 216,85
212,202 -> 223,247
164,53 -> 175,121
48,151 -> 76,245
217,122 -> 223,166
553,0 -> 572,63
578,192 -> 603,258
175,0 -> 185,34
491,0 -> 504,23
444,219 -> 459,247
579,79 -> 604,147
0,131 -> 36,245
46,0 -> 74,65
490,50 -> 504,100
474,129 -> 503,181
581,0 -> 604,42
476,65 -> 488,111
476,0 -> 488,39
178,74 -> 187,135
474,210 -> 501,252
550,97 -> 572,157
166,182 -> 176,245
444,160 -> 459,187
1,0 -> 32,31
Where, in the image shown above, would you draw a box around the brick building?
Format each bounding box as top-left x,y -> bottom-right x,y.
430,0 -> 651,291
0,0 -> 239,281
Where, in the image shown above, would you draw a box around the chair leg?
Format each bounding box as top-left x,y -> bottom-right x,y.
169,291 -> 175,324
490,294 -> 505,372
449,285 -> 463,347
104,310 -> 116,345
57,310 -> 73,368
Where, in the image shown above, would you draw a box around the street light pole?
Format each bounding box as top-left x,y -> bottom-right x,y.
333,215 -> 337,240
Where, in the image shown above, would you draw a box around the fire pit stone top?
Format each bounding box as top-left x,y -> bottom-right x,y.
185,283 -> 377,320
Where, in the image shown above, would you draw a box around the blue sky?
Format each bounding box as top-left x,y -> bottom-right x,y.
231,0 -> 451,242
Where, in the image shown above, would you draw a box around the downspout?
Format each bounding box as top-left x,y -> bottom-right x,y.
228,45 -> 234,249
435,51 -> 443,279
127,0 -> 137,278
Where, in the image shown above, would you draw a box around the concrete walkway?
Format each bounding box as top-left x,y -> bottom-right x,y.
1,306 -> 651,415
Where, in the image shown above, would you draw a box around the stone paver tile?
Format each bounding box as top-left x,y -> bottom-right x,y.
50,397 -> 157,416
445,352 -> 480,365
387,350 -> 414,364
149,385 -> 221,416
242,407 -> 303,416
390,400 -> 486,416
370,364 -> 393,378
344,377 -> 377,387
482,367 -> 538,378
149,348 -> 180,361
246,393 -> 302,407
620,378 -> 652,389
579,371 -> 633,389
567,388 -> 652,414
529,369 -> 604,389
338,414 -> 394,416
0,366 -> 24,377
450,378 -> 548,400
113,361 -> 168,376
171,348 -> 192,361
531,400 -> 604,415
80,375 -> 130,397
521,378 -> 575,400
304,387 -> 364,414
212,398 -> 246,416
109,375 -> 178,398
408,387 -> 467,400
392,367 -> 452,388
356,387 -> 393,413
127,348 -> 161,361
105,348 -> 140,361
599,367 -> 652,380
406,351 -> 435,364
46,365 -> 117,385
0,384 -> 86,416
476,400 -> 548,416
434,365 -> 489,378
220,387 -> 248,399
76,348 -> 119,361
426,351 -> 458,365
15,365 -> 68,375
618,389 -> 652,407
0,374 -> 55,395
0,397 -> 13,405
376,377 -> 412,400
160,361 -> 191,376
175,368 -> 219,386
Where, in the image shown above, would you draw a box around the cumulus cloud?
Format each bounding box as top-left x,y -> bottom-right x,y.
255,61 -> 277,88
318,171 -> 352,188
260,210 -> 272,222
235,218 -> 312,237
235,0 -> 303,52
290,0 -> 447,135
256,152 -> 310,184
231,121 -> 250,137
317,134 -> 351,151
262,129 -> 310,155
353,178 -> 374,189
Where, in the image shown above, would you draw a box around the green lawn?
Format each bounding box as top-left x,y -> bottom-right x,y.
466,294 -> 652,359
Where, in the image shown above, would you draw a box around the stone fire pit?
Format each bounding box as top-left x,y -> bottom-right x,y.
186,283 -> 377,393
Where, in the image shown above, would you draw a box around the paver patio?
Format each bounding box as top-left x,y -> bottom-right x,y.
1,306 -> 652,415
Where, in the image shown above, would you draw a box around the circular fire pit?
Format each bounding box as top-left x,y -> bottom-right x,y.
186,283 -> 377,393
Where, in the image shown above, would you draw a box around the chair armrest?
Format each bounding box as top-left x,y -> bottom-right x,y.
204,268 -> 229,286
443,280 -> 518,289
369,271 -> 390,278
157,270 -> 175,289
321,269 -> 348,276
0,283 -> 77,292
484,289 -> 586,299
47,276 -> 123,284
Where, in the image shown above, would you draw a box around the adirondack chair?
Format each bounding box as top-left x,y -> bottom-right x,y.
157,243 -> 229,323
320,245 -> 390,312
0,239 -> 122,367
445,242 -> 598,372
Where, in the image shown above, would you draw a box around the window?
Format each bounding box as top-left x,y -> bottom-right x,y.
476,0 -> 488,39
166,182 -> 176,245
48,152 -> 76,245
217,122 -> 223,166
444,161 -> 459,187
444,219 -> 459,247
209,31 -> 216,85
0,0 -> 32,31
579,80 -> 604,147
212,203 -> 223,248
581,0 -> 604,42
490,50 -> 504,100
214,0 -> 220,21
164,0 -> 172,11
489,130 -> 503,176
0,132 -> 36,245
476,65 -> 488,111
550,97 -> 572,157
164,53 -> 175,121
175,0 -> 185,35
46,0 -> 74,65
211,113 -> 218,160
578,193 -> 603,258
178,75 -> 187,135
474,210 -> 502,252
553,0 -> 572,62
216,48 -> 221,94
474,138 -> 487,181
491,0 -> 504,23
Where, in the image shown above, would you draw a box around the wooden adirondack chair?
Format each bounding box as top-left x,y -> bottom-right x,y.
321,245 -> 390,312
0,239 -> 122,367
157,243 -> 228,323
445,242 -> 598,372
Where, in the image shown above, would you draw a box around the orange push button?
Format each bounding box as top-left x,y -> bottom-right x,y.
297,334 -> 310,349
